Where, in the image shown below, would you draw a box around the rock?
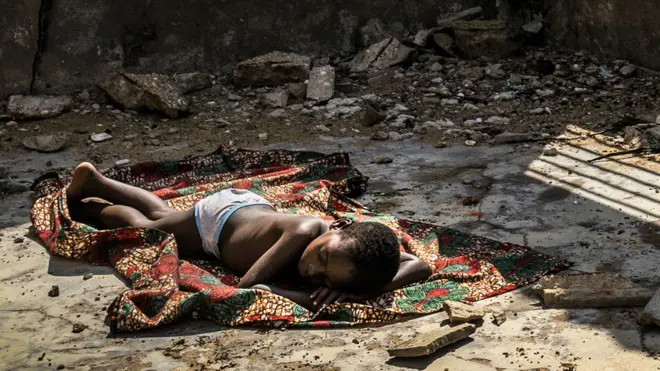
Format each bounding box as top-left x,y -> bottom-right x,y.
360,18 -> 390,46
115,159 -> 130,166
530,107 -> 548,115
90,133 -> 112,143
493,92 -> 516,101
452,20 -> 522,59
461,175 -> 473,185
387,323 -> 476,358
522,19 -> 543,34
491,308 -> 507,326
413,29 -> 434,47
508,73 -> 523,85
584,64 -> 599,75
260,91 -> 289,108
173,72 -> 213,93
485,116 -> 511,125
429,62 -> 443,72
351,38 -> 413,72
441,99 -> 459,106
6,121 -> 18,127
48,285 -> 60,297
375,157 -> 393,164
585,76 -> 599,87
435,141 -> 448,148
432,33 -> 455,55
543,147 -> 559,156
7,95 -> 73,119
99,72 -> 189,118
493,132 -> 533,144
462,103 -> 480,111
464,140 -> 477,147
287,83 -> 308,101
456,66 -> 484,81
485,64 -> 506,79
443,301 -> 488,323
258,133 -> 268,141
78,90 -> 91,101
307,66 -> 335,102
0,179 -> 30,194
72,323 -> 86,334
620,64 -> 637,77
23,132 -> 70,152
371,131 -> 389,141
640,288 -> 660,327
363,104 -> 386,127
533,273 -> 655,308
233,51 -> 311,87
437,6 -> 482,26
83,273 -> 94,280
315,125 -> 330,133
536,89 -> 554,97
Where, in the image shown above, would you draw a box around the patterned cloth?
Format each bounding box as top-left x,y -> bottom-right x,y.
30,147 -> 570,332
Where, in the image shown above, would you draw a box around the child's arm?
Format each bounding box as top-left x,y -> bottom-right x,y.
236,227 -> 314,289
252,284 -> 315,310
310,252 -> 432,309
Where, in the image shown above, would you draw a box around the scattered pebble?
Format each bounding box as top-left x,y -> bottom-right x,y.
115,159 -> 130,166
462,175 -> 473,185
72,323 -> 86,333
258,133 -> 268,141
6,121 -> 18,127
371,131 -> 389,141
14,237 -> 24,243
83,273 -> 94,281
375,157 -> 393,164
90,133 -> 112,143
48,285 -> 60,297
543,147 -> 559,156
464,140 -> 477,147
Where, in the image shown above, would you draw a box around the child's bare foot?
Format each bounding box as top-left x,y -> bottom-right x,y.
66,162 -> 100,201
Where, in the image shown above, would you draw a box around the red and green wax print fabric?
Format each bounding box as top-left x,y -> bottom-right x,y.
30,146 -> 569,332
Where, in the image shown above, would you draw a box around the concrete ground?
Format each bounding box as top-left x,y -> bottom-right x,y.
2,126 -> 660,371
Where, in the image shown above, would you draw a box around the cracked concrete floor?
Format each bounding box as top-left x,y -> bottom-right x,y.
3,127 -> 660,370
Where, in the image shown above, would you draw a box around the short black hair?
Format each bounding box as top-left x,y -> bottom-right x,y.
340,221 -> 400,294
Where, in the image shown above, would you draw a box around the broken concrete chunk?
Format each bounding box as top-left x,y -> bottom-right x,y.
640,288 -> 660,327
432,33 -> 455,55
360,18 -> 391,46
23,132 -> 70,152
8,95 -> 73,119
363,104 -> 386,127
100,72 -> 189,118
452,20 -> 522,59
522,19 -> 543,34
306,66 -> 335,102
260,91 -> 289,108
287,83 -> 308,101
413,29 -> 437,47
173,72 -> 213,93
443,301 -> 488,323
437,6 -> 482,27
351,38 -> 413,73
233,51 -> 311,87
387,323 -> 476,358
534,273 -> 655,308
491,308 -> 507,326
620,64 -> 637,77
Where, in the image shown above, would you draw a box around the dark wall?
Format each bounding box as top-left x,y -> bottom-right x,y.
544,0 -> 660,70
1,0 -> 482,97
0,1 -> 40,97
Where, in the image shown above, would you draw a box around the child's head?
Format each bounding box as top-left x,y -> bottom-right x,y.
298,219 -> 400,293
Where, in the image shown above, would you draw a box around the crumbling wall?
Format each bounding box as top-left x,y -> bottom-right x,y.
0,0 -> 484,97
544,0 -> 660,70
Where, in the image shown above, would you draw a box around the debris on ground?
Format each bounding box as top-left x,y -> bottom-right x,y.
90,133 -> 113,143
100,72 -> 189,118
387,323 -> 476,358
7,95 -> 73,119
233,51 -> 311,87
48,285 -> 60,297
307,66 -> 336,102
23,132 -> 71,152
72,323 -> 86,333
83,273 -> 94,281
640,288 -> 660,327
374,157 -> 393,164
350,38 -> 413,72
359,18 -> 391,46
490,307 -> 507,326
260,91 -> 289,108
443,300 -> 488,324
543,147 -> 559,156
534,274 -> 655,308
363,104 -> 386,127
452,20 -> 522,59
173,72 -> 213,93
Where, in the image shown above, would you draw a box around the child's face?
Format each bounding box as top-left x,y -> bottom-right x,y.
298,231 -> 355,289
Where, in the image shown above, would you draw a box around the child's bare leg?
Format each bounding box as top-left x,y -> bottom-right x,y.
67,162 -> 174,220
80,201 -> 206,259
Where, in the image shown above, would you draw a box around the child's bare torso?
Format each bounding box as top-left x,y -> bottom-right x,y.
217,205 -> 326,275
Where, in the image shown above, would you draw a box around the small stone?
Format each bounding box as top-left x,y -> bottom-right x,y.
6,121 -> 18,127
543,147 -> 559,156
359,18 -> 390,46
493,92 -> 515,101
434,141 -> 448,148
258,133 -> 268,141
72,323 -> 86,334
462,103 -> 479,111
491,308 -> 507,326
260,91 -> 289,108
351,38 -> 413,72
371,131 -> 389,141
79,90 -> 91,101
375,157 -> 393,164
536,89 -> 554,97
306,66 -> 335,102
48,285 -> 60,297
92,103 -> 101,110
508,74 -> 523,85
268,109 -> 286,118
620,64 -> 637,77
641,288 -> 660,327
530,107 -> 545,115
23,132 -> 71,153
485,64 -> 506,79
7,95 -> 74,119
464,140 -> 477,147
57,365 -> 65,370
585,76 -> 599,87
14,237 -> 24,243
227,94 -> 242,101
429,62 -> 443,72
485,116 -> 510,125
443,301 -> 488,323
287,83 -> 308,101
522,19 -> 543,34
387,323 -> 476,358
315,125 -> 330,133
441,99 -> 459,106
363,104 -> 386,127
456,66 -> 484,81
173,72 -> 213,93
584,65 -> 599,75
115,159 -> 130,166
90,133 -> 113,143
83,273 -> 93,281
461,175 -> 473,185
432,33 -> 455,55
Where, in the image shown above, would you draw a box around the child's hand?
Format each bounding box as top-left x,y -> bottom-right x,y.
310,287 -> 370,309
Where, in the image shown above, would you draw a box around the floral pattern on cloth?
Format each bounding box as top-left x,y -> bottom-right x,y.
30,146 -> 570,332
